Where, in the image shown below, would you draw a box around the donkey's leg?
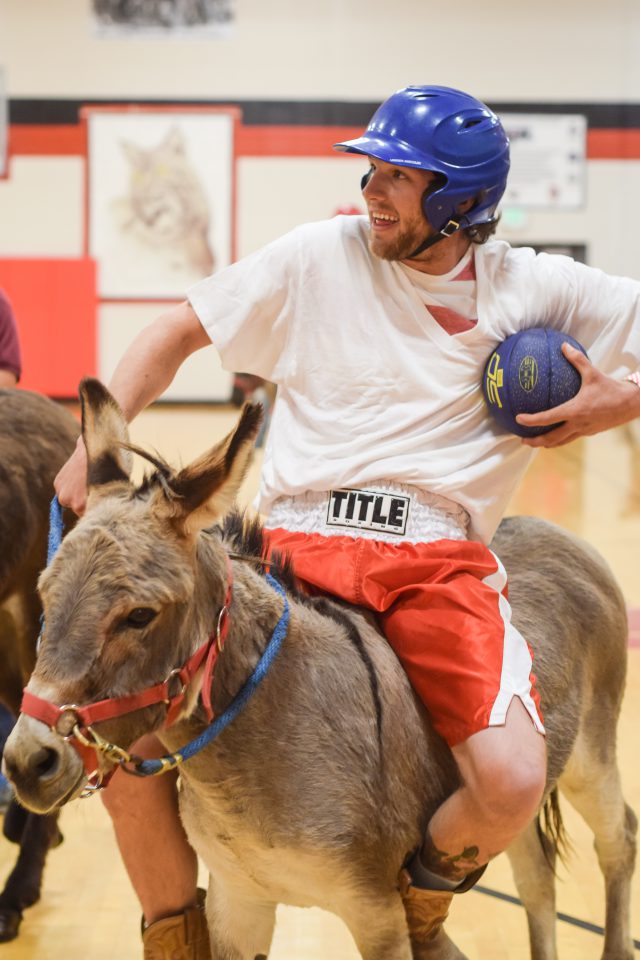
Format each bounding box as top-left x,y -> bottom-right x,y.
0,811 -> 61,941
506,818 -> 558,960
2,797 -> 29,845
2,794 -> 63,849
356,927 -> 412,960
206,884 -> 276,960
348,893 -> 469,960
360,925 -> 467,960
346,894 -> 413,960
559,736 -> 637,960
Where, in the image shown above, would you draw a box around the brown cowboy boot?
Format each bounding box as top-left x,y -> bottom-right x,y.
398,863 -> 485,960
142,889 -> 212,960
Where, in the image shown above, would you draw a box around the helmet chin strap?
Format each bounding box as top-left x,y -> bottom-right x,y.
406,217 -> 462,260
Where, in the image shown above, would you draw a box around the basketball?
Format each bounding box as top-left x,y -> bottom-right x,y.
482,327 -> 588,437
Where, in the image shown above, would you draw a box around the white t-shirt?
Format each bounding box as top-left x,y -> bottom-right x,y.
188,215 -> 640,543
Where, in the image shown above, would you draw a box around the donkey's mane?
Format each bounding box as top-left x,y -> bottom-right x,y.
218,510 -> 301,597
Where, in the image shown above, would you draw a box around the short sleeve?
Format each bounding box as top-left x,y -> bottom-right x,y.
187,229 -> 302,382
532,255 -> 640,377
479,245 -> 640,378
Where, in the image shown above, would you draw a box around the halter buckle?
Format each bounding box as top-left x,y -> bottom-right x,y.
165,668 -> 187,702
55,705 -> 82,739
72,723 -> 135,766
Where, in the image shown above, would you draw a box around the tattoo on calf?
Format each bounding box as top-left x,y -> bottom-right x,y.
422,833 -> 481,881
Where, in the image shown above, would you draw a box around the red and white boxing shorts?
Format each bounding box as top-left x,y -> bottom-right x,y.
265,484 -> 544,748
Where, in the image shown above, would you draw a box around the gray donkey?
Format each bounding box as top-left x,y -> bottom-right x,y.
4,379 -> 637,960
0,388 -> 79,940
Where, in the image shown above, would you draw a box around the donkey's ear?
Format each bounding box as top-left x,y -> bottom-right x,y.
157,403 -> 263,537
79,378 -> 133,505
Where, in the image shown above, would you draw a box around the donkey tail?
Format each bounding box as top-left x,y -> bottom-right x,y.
537,787 -> 571,870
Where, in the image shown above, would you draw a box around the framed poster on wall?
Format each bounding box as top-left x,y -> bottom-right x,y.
500,114 -> 587,210
85,106 -> 238,299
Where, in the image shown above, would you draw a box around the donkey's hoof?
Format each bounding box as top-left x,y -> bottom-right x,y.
0,908 -> 22,942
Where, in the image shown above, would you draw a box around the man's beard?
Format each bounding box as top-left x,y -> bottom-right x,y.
368,218 -> 431,262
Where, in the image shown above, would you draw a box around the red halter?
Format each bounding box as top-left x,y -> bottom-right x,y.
20,557 -> 233,784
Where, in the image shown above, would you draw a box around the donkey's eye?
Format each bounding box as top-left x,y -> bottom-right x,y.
125,608 -> 157,629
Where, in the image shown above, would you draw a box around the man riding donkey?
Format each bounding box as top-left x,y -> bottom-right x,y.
55,85 -> 640,959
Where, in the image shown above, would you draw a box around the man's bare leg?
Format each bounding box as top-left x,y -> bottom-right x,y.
101,733 -> 199,924
423,698 -> 547,881
399,699 -> 547,956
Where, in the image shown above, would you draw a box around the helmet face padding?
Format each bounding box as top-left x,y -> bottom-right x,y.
335,85 -> 510,234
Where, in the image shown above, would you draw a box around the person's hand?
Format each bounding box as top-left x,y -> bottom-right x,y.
517,343 -> 640,448
0,370 -> 18,388
54,436 -> 88,516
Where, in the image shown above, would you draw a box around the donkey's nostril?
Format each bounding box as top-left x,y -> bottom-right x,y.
31,748 -> 60,780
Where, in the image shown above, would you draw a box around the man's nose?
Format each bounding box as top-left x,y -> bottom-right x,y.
362,168 -> 382,197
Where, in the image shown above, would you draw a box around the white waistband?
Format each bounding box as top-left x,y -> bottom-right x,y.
266,481 -> 470,544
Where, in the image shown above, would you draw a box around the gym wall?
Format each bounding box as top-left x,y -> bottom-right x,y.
1,0 -> 639,398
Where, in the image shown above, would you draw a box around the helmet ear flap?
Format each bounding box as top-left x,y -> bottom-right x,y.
360,169 -> 373,191
421,173 -> 448,230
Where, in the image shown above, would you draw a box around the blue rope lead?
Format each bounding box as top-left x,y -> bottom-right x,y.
133,573 -> 290,777
47,496 -> 64,563
37,496 -> 64,652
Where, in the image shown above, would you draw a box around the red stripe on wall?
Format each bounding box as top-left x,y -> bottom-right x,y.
7,123 -> 362,159
235,125 -> 363,156
591,129 -> 640,158
587,129 -> 640,159
7,124 -> 640,161
9,125 -> 87,156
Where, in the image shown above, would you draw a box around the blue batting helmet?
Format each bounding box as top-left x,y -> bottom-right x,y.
334,85 -> 510,233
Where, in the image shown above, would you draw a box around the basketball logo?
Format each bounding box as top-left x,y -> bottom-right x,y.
482,328 -> 587,437
484,353 -> 504,408
518,356 -> 538,392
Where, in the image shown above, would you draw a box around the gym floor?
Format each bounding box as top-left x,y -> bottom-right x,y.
1,403 -> 638,960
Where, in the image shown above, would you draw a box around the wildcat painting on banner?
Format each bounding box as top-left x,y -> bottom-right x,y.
112,126 -> 215,282
87,109 -> 235,299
